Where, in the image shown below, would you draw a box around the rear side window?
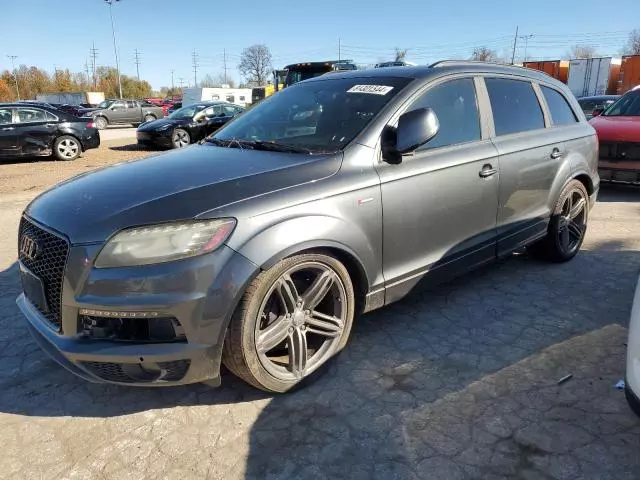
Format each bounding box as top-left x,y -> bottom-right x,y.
16,108 -> 47,123
45,111 -> 58,121
485,78 -> 544,136
541,86 -> 577,125
0,108 -> 12,125
408,78 -> 481,150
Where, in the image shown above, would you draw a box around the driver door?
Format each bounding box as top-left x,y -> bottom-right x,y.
109,101 -> 128,123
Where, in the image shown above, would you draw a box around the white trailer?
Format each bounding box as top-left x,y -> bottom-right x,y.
182,87 -> 253,108
35,91 -> 105,106
567,58 -> 612,98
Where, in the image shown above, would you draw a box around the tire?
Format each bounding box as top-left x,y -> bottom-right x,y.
171,128 -> 190,148
94,116 -> 108,130
53,135 -> 81,161
528,179 -> 589,262
222,253 -> 355,393
132,123 -> 141,128
143,114 -> 156,123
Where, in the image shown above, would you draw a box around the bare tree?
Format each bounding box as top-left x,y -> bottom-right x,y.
239,44 -> 272,86
214,73 -> 236,88
625,29 -> 640,55
471,47 -> 497,62
570,45 -> 597,59
199,74 -> 216,88
394,48 -> 408,62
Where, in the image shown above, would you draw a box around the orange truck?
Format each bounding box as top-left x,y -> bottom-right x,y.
618,55 -> 640,94
523,60 -> 569,83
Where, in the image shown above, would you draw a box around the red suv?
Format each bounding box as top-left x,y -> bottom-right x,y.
590,87 -> 640,184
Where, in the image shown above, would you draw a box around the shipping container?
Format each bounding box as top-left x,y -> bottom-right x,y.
35,91 -> 104,106
567,57 -> 612,97
523,60 -> 569,83
618,55 -> 640,94
182,87 -> 253,108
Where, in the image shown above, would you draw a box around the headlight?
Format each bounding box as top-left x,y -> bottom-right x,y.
95,219 -> 236,268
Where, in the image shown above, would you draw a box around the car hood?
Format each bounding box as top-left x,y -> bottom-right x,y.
77,107 -> 100,116
589,115 -> 640,142
25,145 -> 342,244
137,118 -> 183,131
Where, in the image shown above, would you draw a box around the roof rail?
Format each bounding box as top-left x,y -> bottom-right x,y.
428,60 -> 552,77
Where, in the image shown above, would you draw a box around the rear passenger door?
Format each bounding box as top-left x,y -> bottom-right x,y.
15,107 -> 58,156
483,77 -> 569,256
126,101 -> 142,122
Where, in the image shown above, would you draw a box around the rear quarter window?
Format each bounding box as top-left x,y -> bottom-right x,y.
541,86 -> 577,125
485,78 -> 545,136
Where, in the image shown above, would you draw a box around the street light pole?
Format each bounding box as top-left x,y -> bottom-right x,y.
105,0 -> 123,99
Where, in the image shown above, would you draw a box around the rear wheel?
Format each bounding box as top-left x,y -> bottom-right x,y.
171,128 -> 190,148
222,253 -> 355,392
94,116 -> 108,130
528,179 -> 589,262
53,135 -> 81,161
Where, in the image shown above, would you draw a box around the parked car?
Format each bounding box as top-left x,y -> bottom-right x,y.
577,95 -> 619,119
137,101 -> 243,149
0,102 -> 99,161
16,63 -> 598,392
626,275 -> 640,417
589,88 -> 640,184
80,99 -> 164,129
374,61 -> 417,68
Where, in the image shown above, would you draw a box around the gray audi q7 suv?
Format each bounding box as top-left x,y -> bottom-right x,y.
17,62 -> 599,392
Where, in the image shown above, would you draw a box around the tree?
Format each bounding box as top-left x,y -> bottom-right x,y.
199,74 -> 216,88
238,44 -> 272,86
394,48 -> 408,62
0,77 -> 13,102
625,29 -> 640,55
570,45 -> 597,59
471,46 -> 498,62
214,73 -> 236,88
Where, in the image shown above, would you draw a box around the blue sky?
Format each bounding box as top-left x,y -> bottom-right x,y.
2,0 -> 639,90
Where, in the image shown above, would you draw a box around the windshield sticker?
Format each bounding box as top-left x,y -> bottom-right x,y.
347,85 -> 394,95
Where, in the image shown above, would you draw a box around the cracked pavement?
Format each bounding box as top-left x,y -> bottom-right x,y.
0,184 -> 639,479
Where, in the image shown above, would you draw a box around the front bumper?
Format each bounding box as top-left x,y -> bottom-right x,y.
625,275 -> 640,412
598,160 -> 640,185
17,243 -> 258,387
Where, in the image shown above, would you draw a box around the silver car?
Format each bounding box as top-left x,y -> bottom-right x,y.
17,62 -> 599,392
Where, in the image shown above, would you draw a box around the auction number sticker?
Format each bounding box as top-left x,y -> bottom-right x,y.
347,85 -> 394,95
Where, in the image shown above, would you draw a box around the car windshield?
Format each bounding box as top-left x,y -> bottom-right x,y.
209,76 -> 412,152
169,105 -> 204,119
603,90 -> 640,116
97,100 -> 115,109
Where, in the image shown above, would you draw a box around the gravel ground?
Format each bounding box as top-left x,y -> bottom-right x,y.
0,145 -> 638,479
0,139 -> 155,195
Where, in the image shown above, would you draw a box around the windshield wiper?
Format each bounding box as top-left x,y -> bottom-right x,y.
207,138 -> 319,154
206,137 -> 255,149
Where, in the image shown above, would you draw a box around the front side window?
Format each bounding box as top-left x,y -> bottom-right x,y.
541,86 -> 577,125
485,78 -> 545,136
212,76 -> 411,152
112,101 -> 126,109
222,105 -> 237,116
0,108 -> 12,125
578,99 -> 596,113
408,78 -> 481,150
16,108 -> 47,123
126,101 -> 137,108
603,90 -> 640,116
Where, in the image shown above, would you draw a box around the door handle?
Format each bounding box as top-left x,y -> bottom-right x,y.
550,148 -> 564,159
1,127 -> 15,131
479,164 -> 497,178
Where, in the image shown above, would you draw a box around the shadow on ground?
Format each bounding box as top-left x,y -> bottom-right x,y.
109,143 -> 159,152
598,183 -> 639,203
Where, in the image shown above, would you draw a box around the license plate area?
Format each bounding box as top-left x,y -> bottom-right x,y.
20,263 -> 49,313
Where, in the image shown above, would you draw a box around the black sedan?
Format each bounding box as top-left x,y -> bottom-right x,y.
0,103 -> 99,161
137,102 -> 243,149
577,95 -> 620,119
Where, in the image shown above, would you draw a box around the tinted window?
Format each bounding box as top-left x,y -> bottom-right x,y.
408,78 -> 481,150
578,99 -> 596,112
126,101 -> 137,108
603,90 -> 640,116
45,111 -> 58,121
16,108 -> 47,123
222,105 -> 237,116
541,86 -> 577,125
486,78 -> 545,135
0,108 -> 12,125
112,101 -> 126,109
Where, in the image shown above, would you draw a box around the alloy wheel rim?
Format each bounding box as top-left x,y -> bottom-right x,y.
96,118 -> 106,128
255,262 -> 347,381
57,139 -> 78,158
557,189 -> 587,255
173,131 -> 189,147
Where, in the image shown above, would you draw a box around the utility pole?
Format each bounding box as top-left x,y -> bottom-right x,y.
192,50 -> 199,87
338,36 -> 341,62
105,0 -> 123,99
178,77 -> 185,89
7,55 -> 20,100
84,59 -> 91,86
511,26 -> 519,65
90,41 -> 99,89
134,49 -> 141,81
519,34 -> 534,63
223,48 -> 228,85
170,69 -> 175,91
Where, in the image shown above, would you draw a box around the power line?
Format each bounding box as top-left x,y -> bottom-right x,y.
192,50 -> 199,87
7,55 -> 20,100
134,48 -> 141,81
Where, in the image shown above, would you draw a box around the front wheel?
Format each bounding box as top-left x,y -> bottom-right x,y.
53,135 -> 81,161
222,253 -> 355,392
171,128 -> 190,148
143,114 -> 156,123
528,179 -> 589,262
94,116 -> 108,130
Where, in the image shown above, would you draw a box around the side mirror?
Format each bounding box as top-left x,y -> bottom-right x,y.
382,108 -> 439,164
591,108 -> 604,117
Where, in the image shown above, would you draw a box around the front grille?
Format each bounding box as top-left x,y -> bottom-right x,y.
81,360 -> 191,383
79,314 -> 185,342
18,217 -> 69,330
599,141 -> 640,161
